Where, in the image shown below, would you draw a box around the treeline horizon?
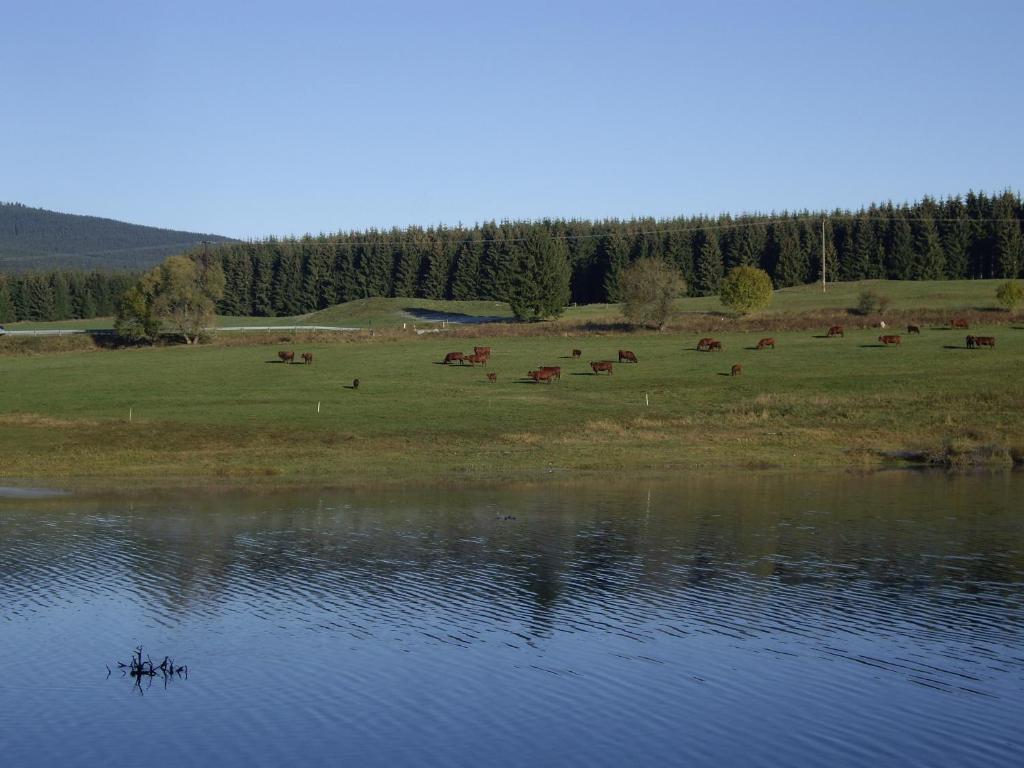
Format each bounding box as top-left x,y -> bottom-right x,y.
0,270 -> 136,323
211,190 -> 1023,317
1,190 -> 1022,323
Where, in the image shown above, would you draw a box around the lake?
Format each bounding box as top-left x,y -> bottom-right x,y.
1,473 -> 1022,767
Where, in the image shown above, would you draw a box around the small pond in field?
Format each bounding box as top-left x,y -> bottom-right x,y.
1,472 -> 1022,767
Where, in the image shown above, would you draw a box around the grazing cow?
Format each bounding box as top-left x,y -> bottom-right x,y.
301,352 -> 313,365
696,337 -> 714,351
528,369 -> 557,384
879,335 -> 901,346
590,361 -> 614,375
278,350 -> 295,364
951,318 -> 969,329
756,337 -> 775,350
465,352 -> 488,366
442,351 -> 466,365
731,364 -> 742,376
539,366 -> 561,381
974,336 -> 996,348
618,349 -> 638,363
827,325 -> 844,338
571,349 -> 582,358
707,340 -> 722,351
473,346 -> 491,360
966,335 -> 977,349
487,372 -> 497,383
352,378 -> 360,389
907,325 -> 921,335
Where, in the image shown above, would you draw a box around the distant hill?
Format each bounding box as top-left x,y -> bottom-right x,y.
0,202 -> 234,271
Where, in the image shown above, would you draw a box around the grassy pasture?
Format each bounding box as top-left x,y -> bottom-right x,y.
2,318 -> 1022,488
3,279 -> 1011,333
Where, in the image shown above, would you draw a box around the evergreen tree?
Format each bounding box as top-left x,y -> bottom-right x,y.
885,212 -> 914,278
662,229 -> 695,289
940,198 -> 970,279
272,245 -> 304,315
911,215 -> 945,279
727,222 -> 767,269
26,273 -> 56,321
0,277 -> 14,322
219,246 -> 255,315
993,193 -> 1023,278
694,228 -> 724,295
302,241 -> 332,310
48,271 -> 72,319
250,250 -> 275,316
506,230 -> 571,320
390,228 -> 421,298
965,190 -> 993,277
600,230 -> 632,302
772,222 -> 806,288
450,236 -> 483,301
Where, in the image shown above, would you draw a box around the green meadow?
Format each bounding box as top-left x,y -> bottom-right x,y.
3,278 -> 1013,333
2,294 -> 1023,488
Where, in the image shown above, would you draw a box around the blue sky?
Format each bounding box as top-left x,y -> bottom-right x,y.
2,0 -> 1021,238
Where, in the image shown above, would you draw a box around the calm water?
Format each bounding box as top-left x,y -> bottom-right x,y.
1,473 -> 1022,767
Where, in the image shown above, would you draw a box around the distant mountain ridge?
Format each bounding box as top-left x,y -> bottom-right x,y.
0,202 -> 234,271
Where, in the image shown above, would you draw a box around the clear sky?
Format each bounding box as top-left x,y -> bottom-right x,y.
2,0 -> 1021,239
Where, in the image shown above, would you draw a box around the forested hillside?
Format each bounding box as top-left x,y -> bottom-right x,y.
0,202 -> 232,270
209,191 -> 1023,317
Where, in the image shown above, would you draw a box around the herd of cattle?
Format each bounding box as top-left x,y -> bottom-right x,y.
438,346 -> 639,383
273,316 -> 1002,387
430,316 -> 1002,384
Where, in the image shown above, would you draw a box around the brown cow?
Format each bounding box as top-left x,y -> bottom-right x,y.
443,352 -> 466,365
618,349 -> 638,363
473,346 -> 491,360
951,318 -> 969,329
974,335 -> 996,348
278,350 -> 295,364
538,366 -> 561,381
528,369 -> 556,384
879,335 -> 901,346
706,340 -> 722,351
756,337 -> 775,350
827,325 -> 844,338
907,325 -> 921,335
731,364 -> 742,376
590,361 -> 613,375
465,352 -> 488,366
571,349 -> 582,358
966,335 -> 977,349
301,352 -> 313,365
486,372 -> 497,383
696,337 -> 714,351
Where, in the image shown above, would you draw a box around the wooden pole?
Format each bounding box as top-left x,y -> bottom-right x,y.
822,217 -> 827,292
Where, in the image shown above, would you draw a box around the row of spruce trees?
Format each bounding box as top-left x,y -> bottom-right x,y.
211,191 -> 1023,317
0,271 -> 136,323
1,191 -> 1021,323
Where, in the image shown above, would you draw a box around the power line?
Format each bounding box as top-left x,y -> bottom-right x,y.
217,214 -> 1022,251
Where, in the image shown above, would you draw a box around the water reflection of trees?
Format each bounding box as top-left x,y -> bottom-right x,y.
1,474 -> 1022,641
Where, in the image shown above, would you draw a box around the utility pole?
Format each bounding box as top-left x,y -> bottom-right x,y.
821,218 -> 826,292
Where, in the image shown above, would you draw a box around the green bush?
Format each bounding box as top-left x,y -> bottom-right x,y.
619,258 -> 686,329
854,289 -> 891,316
718,266 -> 773,314
995,279 -> 1024,311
